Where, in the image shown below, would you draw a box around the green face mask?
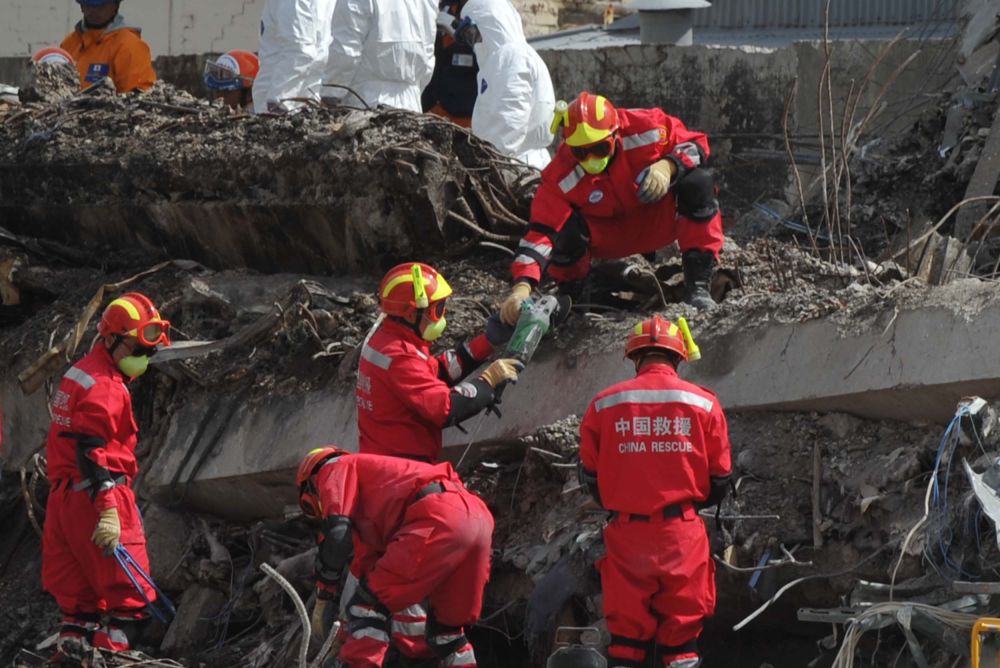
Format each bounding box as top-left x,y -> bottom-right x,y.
421,317 -> 447,342
580,155 -> 611,175
118,355 -> 150,379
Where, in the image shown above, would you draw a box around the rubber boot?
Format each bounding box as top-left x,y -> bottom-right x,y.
681,250 -> 716,310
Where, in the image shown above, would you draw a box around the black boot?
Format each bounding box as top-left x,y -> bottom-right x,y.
681,250 -> 717,310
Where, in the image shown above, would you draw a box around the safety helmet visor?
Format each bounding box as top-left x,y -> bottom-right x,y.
204,59 -> 242,91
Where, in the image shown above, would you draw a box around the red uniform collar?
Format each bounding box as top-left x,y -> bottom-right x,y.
636,362 -> 680,378
90,339 -> 129,381
378,317 -> 431,351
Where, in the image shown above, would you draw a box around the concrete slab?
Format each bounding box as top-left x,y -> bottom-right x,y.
11,281 -> 1000,520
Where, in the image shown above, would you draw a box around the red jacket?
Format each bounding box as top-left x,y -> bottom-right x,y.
357,319 -> 493,462
45,344 -> 138,512
315,453 -> 467,558
513,108 -> 711,284
579,363 -> 731,515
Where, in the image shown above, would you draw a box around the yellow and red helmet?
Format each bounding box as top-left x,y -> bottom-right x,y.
98,292 -> 171,348
204,49 -> 259,91
552,92 -> 619,148
624,315 -> 688,361
379,262 -> 452,320
32,47 -> 75,67
296,446 -> 346,518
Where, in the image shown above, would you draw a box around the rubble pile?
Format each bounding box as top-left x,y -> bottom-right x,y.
0,76 -> 536,273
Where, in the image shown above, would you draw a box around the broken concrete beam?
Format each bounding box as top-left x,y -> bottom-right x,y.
160,585 -> 227,655
956,106 -> 1000,240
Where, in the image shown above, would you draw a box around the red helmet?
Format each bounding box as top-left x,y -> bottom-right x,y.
624,315 -> 687,361
98,292 -> 171,348
379,263 -> 453,341
551,92 -> 619,148
33,47 -> 75,67
204,49 -> 259,91
296,446 -> 346,518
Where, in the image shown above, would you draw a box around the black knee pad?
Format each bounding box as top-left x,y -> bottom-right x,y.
345,580 -> 391,637
426,613 -> 468,659
550,211 -> 591,266
674,168 -> 719,222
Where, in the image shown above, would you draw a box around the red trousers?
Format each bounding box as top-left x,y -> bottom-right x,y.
599,505 -> 715,666
42,482 -> 153,615
549,199 -> 724,283
339,490 -> 493,667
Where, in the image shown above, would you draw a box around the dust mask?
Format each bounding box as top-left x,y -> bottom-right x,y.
421,316 -> 447,342
581,155 -> 611,175
118,354 -> 150,378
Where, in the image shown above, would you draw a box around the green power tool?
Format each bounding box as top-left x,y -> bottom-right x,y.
505,294 -> 572,365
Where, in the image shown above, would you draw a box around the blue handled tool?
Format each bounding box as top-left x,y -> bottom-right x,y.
113,545 -> 177,624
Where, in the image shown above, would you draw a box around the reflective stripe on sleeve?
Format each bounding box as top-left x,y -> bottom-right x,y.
361,345 -> 392,370
64,366 -> 97,390
594,389 -> 714,413
622,128 -> 664,150
559,165 -> 585,193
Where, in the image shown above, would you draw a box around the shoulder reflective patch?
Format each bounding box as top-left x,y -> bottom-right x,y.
361,345 -> 392,370
622,127 -> 666,151
594,389 -> 713,413
415,349 -> 429,360
85,63 -> 110,83
559,165 -> 586,193
64,366 -> 97,390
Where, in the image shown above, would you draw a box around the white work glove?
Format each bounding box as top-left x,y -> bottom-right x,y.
91,507 -> 121,551
437,10 -> 458,36
500,282 -> 532,326
636,159 -> 677,204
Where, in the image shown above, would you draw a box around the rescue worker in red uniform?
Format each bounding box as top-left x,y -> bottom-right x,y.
297,447 -> 493,668
42,293 -> 171,659
579,315 -> 732,668
500,92 -> 724,323
358,262 -> 520,463
355,262 -> 515,663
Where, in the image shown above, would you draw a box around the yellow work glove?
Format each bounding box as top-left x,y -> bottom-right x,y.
311,596 -> 332,643
500,282 -> 532,326
636,159 -> 677,204
479,358 -> 522,389
91,507 -> 121,551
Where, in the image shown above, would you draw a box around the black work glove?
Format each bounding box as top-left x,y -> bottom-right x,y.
697,475 -> 731,509
485,311 -> 516,347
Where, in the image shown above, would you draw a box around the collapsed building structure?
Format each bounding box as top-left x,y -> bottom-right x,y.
6,5 -> 1000,666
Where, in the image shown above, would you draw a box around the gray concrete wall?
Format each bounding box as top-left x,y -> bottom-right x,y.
538,39 -> 956,140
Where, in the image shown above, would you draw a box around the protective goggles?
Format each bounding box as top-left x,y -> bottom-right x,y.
570,136 -> 615,161
131,320 -> 171,348
203,61 -> 243,91
426,299 -> 447,321
298,483 -> 322,518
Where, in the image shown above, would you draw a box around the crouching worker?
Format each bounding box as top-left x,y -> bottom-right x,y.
204,49 -> 259,110
579,316 -> 732,668
42,293 -> 171,659
359,262 -> 519,463
297,447 -> 493,667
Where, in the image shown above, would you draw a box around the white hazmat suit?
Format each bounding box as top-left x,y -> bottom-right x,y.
462,0 -> 555,169
323,0 -> 436,111
254,0 -> 335,112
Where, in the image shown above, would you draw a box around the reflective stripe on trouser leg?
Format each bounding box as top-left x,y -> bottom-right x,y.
391,603 -> 434,659
427,618 -> 477,667
57,612 -> 100,650
92,623 -> 130,652
338,580 -> 392,667
657,640 -> 701,668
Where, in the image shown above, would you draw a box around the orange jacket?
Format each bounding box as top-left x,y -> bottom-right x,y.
61,16 -> 156,93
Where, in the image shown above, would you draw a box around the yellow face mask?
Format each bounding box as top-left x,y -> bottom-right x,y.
118,354 -> 150,378
580,155 -> 612,175
421,316 -> 447,342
